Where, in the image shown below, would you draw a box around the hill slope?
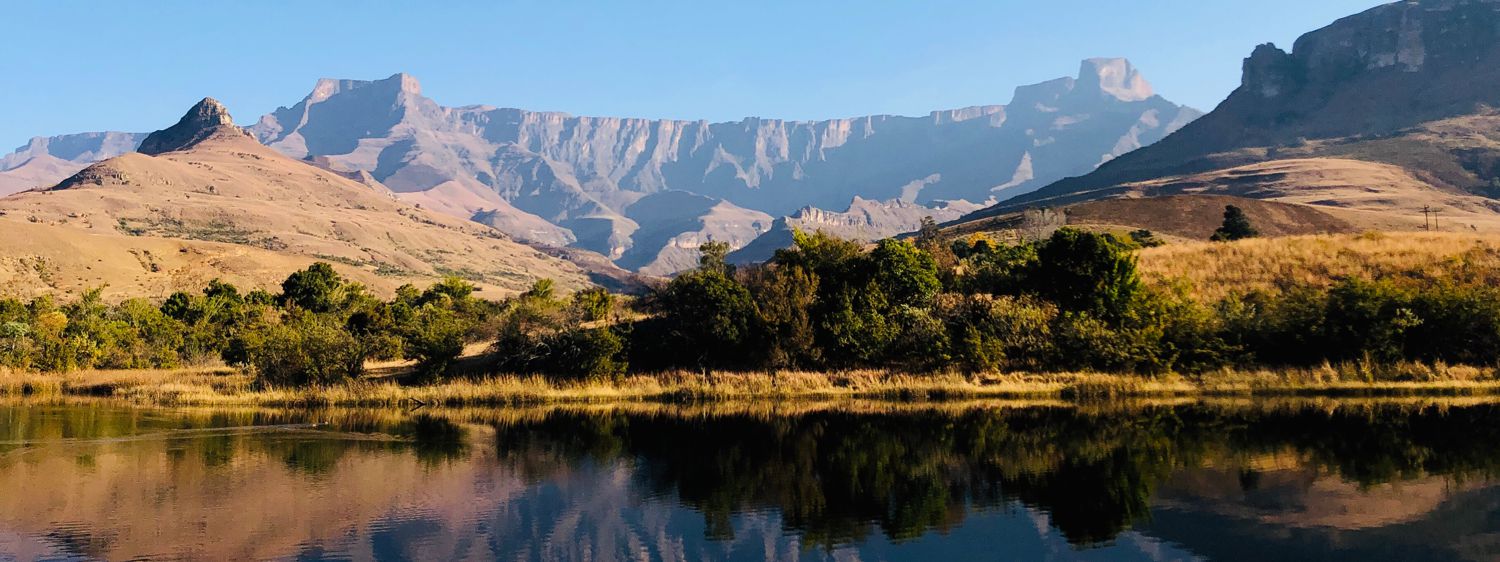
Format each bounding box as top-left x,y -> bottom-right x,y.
0,132 -> 144,196
0,99 -> 596,299
945,194 -> 1356,244
964,0 -> 1500,231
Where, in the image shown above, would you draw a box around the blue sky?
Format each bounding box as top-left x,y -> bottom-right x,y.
2,1 -> 1383,151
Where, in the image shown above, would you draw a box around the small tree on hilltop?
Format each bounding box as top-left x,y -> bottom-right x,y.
1211,205 -> 1258,242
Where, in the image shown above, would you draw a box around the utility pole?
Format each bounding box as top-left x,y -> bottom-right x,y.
1421,205 -> 1433,231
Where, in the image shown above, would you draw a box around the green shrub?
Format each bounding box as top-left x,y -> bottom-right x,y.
871,239 -> 941,308
570,288 -> 614,323
885,305 -> 951,372
1033,229 -> 1141,322
1322,279 -> 1421,364
656,263 -> 758,369
1407,285 -> 1500,364
402,305 -> 470,379
743,264 -> 820,369
936,294 -> 1057,373
952,237 -> 1037,295
546,327 -> 626,381
242,313 -> 363,387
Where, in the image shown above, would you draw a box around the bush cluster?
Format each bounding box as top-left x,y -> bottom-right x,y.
624,227 -> 1500,378
0,264 -> 500,387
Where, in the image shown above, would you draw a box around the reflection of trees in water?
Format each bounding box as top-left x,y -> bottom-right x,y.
489,403 -> 1500,548
0,407 -> 471,476
6,401 -> 1500,554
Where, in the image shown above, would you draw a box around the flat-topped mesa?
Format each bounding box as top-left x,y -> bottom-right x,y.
137,98 -> 252,155
307,72 -> 421,103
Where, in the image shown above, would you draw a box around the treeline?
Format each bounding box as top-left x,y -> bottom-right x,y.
5,227 -> 1500,385
624,226 -> 1500,377
0,264 -> 508,385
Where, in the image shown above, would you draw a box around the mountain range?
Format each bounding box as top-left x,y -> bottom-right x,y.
0,58 -> 1200,274
957,0 -> 1500,235
16,0 -> 1498,281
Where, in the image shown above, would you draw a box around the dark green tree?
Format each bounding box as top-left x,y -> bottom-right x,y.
1033,229 -> 1142,323
571,288 -> 615,322
743,264 -> 820,369
1211,205 -> 1258,242
870,239 -> 941,308
278,263 -> 346,313
657,244 -> 759,370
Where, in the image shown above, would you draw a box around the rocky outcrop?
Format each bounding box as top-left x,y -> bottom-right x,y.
248,62 -> 1198,273
979,0 -> 1500,219
137,98 -> 251,155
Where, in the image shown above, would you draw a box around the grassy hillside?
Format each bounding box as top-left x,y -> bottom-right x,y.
1139,232 -> 1500,300
0,216 -> 492,302
0,124 -> 597,300
944,194 -> 1357,244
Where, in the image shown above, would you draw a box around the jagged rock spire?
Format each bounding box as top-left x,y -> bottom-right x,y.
137,98 -> 249,155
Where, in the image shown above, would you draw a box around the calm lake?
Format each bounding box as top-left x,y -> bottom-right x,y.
0,400 -> 1497,561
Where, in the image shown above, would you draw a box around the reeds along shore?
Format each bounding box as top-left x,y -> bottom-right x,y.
5,362 -> 1500,408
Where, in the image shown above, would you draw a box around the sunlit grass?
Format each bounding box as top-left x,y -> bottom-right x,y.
1139,231 -> 1500,300
5,362 -> 1500,408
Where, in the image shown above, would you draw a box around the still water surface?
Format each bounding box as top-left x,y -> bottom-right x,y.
0,400 -> 1497,561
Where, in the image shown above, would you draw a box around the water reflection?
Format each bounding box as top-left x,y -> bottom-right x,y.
0,400 -> 1497,560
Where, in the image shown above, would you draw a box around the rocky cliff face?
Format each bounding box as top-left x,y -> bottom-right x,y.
994,0 -> 1500,215
249,60 -> 1199,272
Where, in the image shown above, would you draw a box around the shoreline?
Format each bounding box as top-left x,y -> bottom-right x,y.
6,366 -> 1500,408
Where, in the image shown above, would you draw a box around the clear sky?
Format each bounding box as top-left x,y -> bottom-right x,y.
2,0 -> 1384,151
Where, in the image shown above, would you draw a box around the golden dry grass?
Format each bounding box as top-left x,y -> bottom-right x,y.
5,363 -> 1500,408
1139,231 -> 1500,300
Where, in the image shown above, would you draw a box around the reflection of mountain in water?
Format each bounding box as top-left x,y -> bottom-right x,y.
1,402 -> 1499,560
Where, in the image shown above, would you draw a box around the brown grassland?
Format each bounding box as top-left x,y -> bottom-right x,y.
1138,231 -> 1500,300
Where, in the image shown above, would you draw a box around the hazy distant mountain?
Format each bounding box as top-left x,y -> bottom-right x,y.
963,0 -> 1500,233
0,131 -> 143,196
730,197 -> 984,265
248,59 -> 1199,272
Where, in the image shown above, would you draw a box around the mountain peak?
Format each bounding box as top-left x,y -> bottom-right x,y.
308,72 -> 421,103
386,72 -> 422,95
1077,58 -> 1155,102
137,98 -> 249,155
